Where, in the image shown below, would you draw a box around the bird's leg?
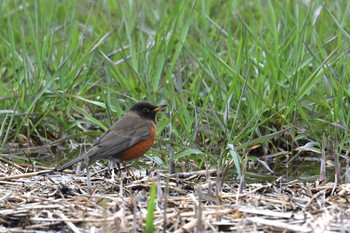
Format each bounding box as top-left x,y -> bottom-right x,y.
110,162 -> 123,178
105,160 -> 117,181
115,162 -> 122,176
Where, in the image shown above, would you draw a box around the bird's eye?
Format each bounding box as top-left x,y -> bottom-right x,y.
143,108 -> 150,112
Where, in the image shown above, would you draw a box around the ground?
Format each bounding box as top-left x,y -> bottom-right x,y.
0,163 -> 349,232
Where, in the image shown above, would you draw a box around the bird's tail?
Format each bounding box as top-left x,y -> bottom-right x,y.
56,153 -> 90,172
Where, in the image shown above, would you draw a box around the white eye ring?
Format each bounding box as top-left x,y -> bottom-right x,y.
143,108 -> 150,112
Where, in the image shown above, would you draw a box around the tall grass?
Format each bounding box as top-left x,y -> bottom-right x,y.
1,0 -> 349,180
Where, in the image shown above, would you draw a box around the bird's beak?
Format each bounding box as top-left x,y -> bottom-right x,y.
153,104 -> 167,112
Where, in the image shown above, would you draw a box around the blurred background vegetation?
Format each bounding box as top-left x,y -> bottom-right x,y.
1,0 -> 349,182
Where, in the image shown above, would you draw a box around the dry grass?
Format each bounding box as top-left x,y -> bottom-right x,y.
0,162 -> 349,233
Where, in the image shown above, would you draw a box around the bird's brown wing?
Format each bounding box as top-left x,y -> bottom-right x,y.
87,116 -> 152,161
56,115 -> 152,171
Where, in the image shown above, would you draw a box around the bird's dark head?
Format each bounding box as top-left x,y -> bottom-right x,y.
129,102 -> 167,121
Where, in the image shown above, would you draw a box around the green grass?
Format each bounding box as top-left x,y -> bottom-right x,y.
1,0 -> 349,181
145,183 -> 157,233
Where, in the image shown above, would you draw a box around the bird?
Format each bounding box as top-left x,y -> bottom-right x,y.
56,102 -> 167,171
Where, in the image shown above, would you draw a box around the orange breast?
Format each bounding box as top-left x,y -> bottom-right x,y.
119,125 -> 157,161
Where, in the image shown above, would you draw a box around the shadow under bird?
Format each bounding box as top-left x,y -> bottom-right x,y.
56,102 -> 167,171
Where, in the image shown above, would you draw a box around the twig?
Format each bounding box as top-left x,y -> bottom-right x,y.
55,210 -> 81,233
0,170 -> 54,180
